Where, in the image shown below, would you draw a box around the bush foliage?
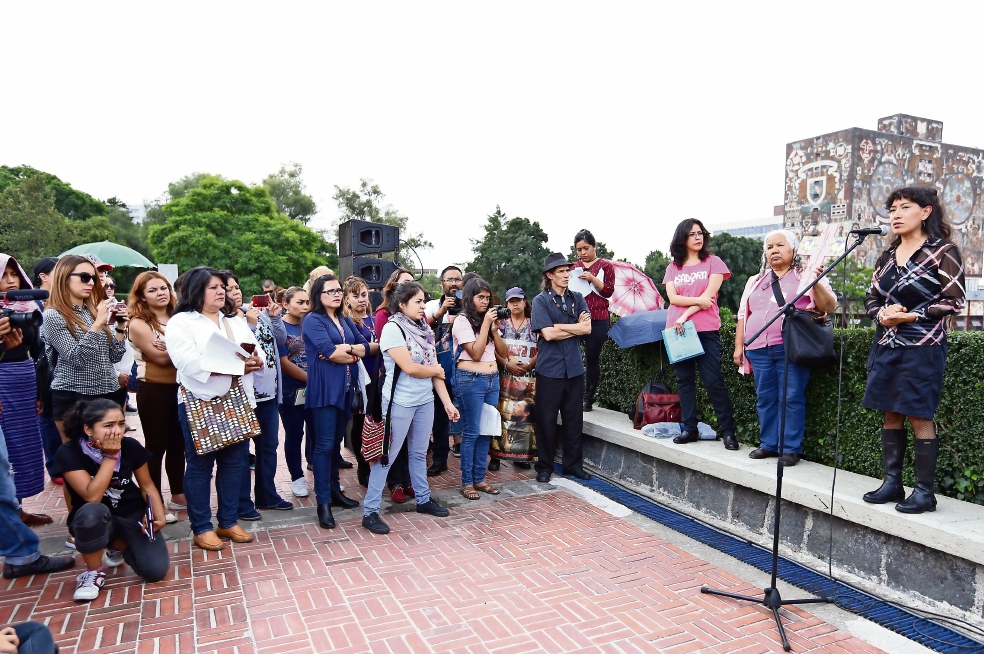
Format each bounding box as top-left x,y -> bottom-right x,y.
596,320 -> 984,505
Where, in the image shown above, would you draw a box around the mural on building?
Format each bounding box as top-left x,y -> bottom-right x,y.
784,114 -> 983,276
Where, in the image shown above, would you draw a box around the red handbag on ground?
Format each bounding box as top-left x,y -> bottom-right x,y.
631,374 -> 682,430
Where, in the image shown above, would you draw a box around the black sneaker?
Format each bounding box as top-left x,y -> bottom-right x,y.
452,443 -> 461,458
362,512 -> 390,534
416,500 -> 450,517
3,553 -> 76,579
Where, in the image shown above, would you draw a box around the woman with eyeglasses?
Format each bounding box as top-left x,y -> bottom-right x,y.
303,274 -> 369,529
662,219 -> 738,450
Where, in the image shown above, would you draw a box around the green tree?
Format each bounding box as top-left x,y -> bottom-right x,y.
332,179 -> 432,265
0,175 -> 81,270
827,259 -> 874,326
568,241 -> 615,262
148,177 -> 333,292
643,249 -> 672,304
468,206 -> 551,298
419,273 -> 442,298
263,162 -> 317,223
710,233 -> 763,313
0,165 -> 107,221
143,172 -> 216,229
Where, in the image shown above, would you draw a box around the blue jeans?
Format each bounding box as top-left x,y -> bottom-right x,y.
744,344 -> 811,454
249,399 -> 285,508
13,622 -> 57,654
456,369 -> 499,486
364,402 -> 434,516
279,397 -> 314,481
178,403 -> 249,535
0,425 -> 41,563
311,405 -> 347,505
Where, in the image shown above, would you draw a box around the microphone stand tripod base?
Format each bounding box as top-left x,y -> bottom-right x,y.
700,585 -> 830,651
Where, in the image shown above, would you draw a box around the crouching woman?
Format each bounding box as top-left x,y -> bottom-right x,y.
52,399 -> 169,602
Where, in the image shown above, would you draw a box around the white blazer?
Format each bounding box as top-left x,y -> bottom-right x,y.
166,311 -> 264,407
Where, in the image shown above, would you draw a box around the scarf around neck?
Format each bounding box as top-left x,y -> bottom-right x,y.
81,439 -> 121,472
390,311 -> 435,353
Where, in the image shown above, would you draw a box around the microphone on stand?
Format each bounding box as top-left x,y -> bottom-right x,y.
849,225 -> 890,236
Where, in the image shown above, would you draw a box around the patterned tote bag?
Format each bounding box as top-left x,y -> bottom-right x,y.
179,317 -> 261,454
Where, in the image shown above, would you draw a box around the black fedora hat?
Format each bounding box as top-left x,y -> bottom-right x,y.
542,252 -> 569,273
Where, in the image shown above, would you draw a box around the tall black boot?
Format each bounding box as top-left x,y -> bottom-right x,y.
862,429 -> 907,504
582,384 -> 596,412
896,438 -> 939,514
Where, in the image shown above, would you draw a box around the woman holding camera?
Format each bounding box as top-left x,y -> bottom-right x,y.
303,274 -> 369,529
0,253 -> 48,523
861,187 -> 964,514
166,267 -> 264,551
452,277 -> 508,500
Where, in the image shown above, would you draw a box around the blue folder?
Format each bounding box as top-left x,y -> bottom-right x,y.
661,320 -> 704,364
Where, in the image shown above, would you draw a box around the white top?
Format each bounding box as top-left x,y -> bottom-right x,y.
166,311 -> 264,407
114,339 -> 135,375
379,321 -> 435,411
424,298 -> 452,324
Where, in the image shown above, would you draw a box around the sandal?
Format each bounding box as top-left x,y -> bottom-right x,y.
460,486 -> 480,500
474,483 -> 500,495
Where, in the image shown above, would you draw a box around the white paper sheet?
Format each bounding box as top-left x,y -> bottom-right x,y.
796,223 -> 840,295
480,402 -> 502,436
199,331 -> 251,376
569,267 -> 605,298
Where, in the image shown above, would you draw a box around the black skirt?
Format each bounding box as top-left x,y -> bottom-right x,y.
862,343 -> 947,419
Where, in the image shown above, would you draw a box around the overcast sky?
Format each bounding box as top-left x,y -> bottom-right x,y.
3,2 -> 982,271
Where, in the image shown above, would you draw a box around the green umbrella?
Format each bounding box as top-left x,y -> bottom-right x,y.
60,241 -> 156,268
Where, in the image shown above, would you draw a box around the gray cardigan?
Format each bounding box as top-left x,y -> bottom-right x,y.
249,310 -> 288,404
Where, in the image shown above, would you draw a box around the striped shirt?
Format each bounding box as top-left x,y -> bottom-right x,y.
40,305 -> 127,395
864,238 -> 965,347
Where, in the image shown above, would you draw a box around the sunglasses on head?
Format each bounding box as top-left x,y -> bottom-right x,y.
69,272 -> 97,284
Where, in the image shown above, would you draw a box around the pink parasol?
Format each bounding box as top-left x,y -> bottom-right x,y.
609,261 -> 664,317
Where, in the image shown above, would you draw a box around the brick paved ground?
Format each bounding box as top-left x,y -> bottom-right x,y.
4,408 -> 889,654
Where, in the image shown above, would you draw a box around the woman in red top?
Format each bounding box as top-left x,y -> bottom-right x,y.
569,229 -> 615,411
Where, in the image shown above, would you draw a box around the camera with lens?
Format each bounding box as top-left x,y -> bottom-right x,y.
0,306 -> 42,330
493,306 -> 510,320
447,290 -> 463,316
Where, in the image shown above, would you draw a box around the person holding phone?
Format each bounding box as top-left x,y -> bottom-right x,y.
662,219 -> 737,450
51,399 -> 170,602
166,267 -> 264,551
223,273 -> 292,514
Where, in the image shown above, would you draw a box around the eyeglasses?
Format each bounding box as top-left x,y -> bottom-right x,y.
687,231 -> 708,239
69,272 -> 97,283
321,289 -> 344,296
442,277 -> 463,283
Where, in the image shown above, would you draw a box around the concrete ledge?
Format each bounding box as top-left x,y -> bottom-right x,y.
578,407 -> 984,621
582,408 -> 984,565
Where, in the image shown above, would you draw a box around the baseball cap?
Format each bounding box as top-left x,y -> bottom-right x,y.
80,253 -> 114,272
505,287 -> 525,301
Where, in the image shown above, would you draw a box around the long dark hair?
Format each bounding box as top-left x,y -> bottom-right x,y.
173,267 -> 224,314
461,277 -> 493,340
885,186 -> 952,246
63,399 -> 123,441
377,268 -> 412,313
219,270 -> 241,316
389,281 -> 426,316
669,218 -> 712,267
310,274 -> 340,317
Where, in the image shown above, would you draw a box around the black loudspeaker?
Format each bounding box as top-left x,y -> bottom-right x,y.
338,220 -> 400,257
339,256 -> 400,289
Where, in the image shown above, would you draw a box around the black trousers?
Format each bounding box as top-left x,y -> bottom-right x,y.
136,382 -> 185,495
71,502 -> 170,582
584,319 -> 610,391
671,330 -> 736,435
534,374 -> 584,475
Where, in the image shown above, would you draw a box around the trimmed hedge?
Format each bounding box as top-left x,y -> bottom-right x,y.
596,321 -> 984,505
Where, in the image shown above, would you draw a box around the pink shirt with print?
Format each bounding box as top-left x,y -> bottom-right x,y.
662,255 -> 731,332
740,270 -> 833,351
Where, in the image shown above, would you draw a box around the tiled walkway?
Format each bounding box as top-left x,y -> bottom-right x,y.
4,411 -> 888,654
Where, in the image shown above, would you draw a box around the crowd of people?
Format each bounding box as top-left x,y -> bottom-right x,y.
0,187 -> 966,620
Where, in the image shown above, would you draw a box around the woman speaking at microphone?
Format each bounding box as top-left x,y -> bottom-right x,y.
861,186 -> 964,514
